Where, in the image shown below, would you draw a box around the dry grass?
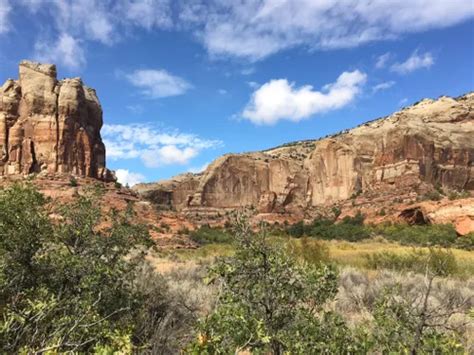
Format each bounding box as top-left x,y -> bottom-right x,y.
336,268 -> 474,351
161,237 -> 474,278
139,252 -> 474,352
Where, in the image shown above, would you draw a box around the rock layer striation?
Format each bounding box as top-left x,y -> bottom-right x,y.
0,61 -> 113,180
135,93 -> 474,212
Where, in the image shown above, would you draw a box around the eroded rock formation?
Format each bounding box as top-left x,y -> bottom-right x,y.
135,93 -> 473,214
0,61 -> 113,180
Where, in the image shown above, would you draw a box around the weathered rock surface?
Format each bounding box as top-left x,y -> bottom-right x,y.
0,61 -> 113,180
135,93 -> 473,222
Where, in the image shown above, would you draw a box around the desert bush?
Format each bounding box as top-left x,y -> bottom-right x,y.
421,190 -> 443,201
133,262 -> 217,354
371,285 -> 465,353
448,189 -> 471,200
454,232 -> 474,250
0,184 -> 154,353
286,212 -> 370,242
286,220 -> 306,237
189,225 -> 233,245
337,268 -> 473,352
69,175 -> 78,186
366,248 -> 458,276
374,223 -> 458,247
189,216 -> 365,354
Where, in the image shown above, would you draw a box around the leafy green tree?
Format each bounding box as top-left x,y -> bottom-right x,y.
0,184 -> 153,353
189,215 -> 362,354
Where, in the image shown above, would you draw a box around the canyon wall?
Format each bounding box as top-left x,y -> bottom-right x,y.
135,93 -> 473,212
0,61 -> 113,180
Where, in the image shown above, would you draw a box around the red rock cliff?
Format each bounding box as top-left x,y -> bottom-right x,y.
0,61 -> 113,180
135,93 -> 473,212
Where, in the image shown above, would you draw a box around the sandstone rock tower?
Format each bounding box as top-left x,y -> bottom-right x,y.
0,61 -> 113,180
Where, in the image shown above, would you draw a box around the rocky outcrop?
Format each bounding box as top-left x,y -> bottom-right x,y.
0,61 -> 113,180
136,93 -> 474,214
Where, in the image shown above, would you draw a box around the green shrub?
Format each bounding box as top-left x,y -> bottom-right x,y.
160,222 -> 171,231
366,248 -> 458,276
421,190 -> 443,201
332,206 -> 342,219
114,181 -> 122,189
0,184 -> 153,353
189,225 -> 233,245
287,220 -> 306,237
189,218 -> 362,354
453,232 -> 474,250
374,223 -> 457,247
69,176 -> 78,187
286,212 -> 370,242
447,189 -> 470,200
372,285 -> 464,353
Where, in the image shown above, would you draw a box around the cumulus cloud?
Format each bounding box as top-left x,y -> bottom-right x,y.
125,69 -> 192,98
142,146 -> 197,167
34,33 -> 86,69
181,0 -> 474,61
102,123 -> 221,168
0,0 -> 11,34
115,169 -> 145,187
243,70 -> 367,125
372,81 -> 396,93
391,51 -> 435,74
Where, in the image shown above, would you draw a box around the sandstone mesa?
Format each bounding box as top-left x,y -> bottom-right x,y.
135,93 -> 474,212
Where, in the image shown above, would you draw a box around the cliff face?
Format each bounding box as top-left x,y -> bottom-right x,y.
135,93 -> 474,212
0,61 -> 113,180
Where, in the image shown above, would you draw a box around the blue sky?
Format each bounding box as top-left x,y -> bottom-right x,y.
0,1 -> 473,186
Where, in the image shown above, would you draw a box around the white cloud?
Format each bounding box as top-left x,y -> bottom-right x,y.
247,81 -> 259,89
188,162 -> 209,174
391,51 -> 434,74
241,67 -> 255,75
399,97 -> 409,106
14,0 -> 172,69
372,80 -> 396,93
142,145 -> 197,167
9,1 -> 474,65
121,0 -> 172,30
182,0 -> 474,61
375,52 -> 391,69
218,89 -> 227,95
34,33 -> 86,69
125,69 -> 192,98
126,104 -> 144,114
102,123 -> 221,167
115,169 -> 145,187
243,70 -> 367,125
0,0 -> 11,34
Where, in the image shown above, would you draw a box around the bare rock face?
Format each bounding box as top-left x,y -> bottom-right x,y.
135,93 -> 473,215
0,61 -> 113,180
